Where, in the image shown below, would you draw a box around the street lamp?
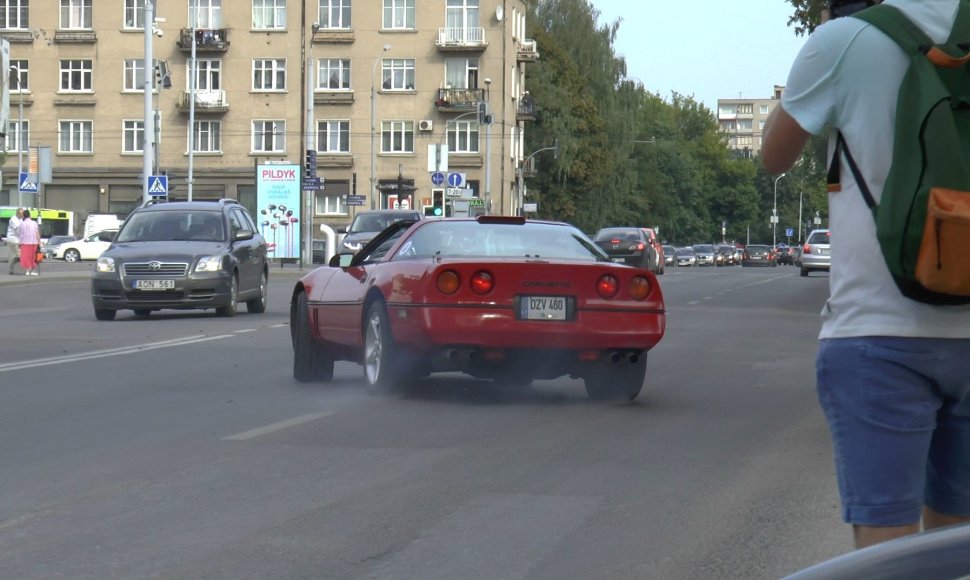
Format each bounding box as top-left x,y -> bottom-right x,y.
772,172 -> 787,248
9,65 -> 25,207
370,44 -> 391,210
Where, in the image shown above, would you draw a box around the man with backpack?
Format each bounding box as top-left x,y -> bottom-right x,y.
762,0 -> 970,549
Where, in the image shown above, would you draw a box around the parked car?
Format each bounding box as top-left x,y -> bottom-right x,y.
692,244 -> 717,266
801,229 -> 831,277
662,245 -> 676,267
90,199 -> 269,321
592,227 -> 658,271
674,247 -> 697,267
55,230 -> 118,262
291,216 -> 667,402
339,209 -> 424,254
741,244 -> 776,267
42,235 -> 78,259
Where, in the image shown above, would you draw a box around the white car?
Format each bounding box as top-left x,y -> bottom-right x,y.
55,229 -> 117,262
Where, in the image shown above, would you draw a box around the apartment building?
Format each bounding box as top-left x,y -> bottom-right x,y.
1,0 -> 538,235
716,85 -> 783,158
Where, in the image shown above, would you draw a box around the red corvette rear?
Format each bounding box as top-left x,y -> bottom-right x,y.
291,216 -> 666,401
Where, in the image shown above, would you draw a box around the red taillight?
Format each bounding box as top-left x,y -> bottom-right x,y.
470,270 -> 493,294
610,238 -> 620,244
597,275 -> 619,298
803,244 -> 811,254
436,270 -> 460,294
629,276 -> 650,300
634,242 -> 645,251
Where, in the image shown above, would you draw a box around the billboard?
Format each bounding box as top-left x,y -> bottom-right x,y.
256,164 -> 301,259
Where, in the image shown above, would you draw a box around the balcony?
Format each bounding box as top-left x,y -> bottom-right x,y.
517,96 -> 536,121
176,90 -> 229,113
435,88 -> 486,113
516,39 -> 540,62
435,27 -> 486,51
177,28 -> 229,52
519,157 -> 537,178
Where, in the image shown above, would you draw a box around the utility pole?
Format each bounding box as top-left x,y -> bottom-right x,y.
187,7 -> 197,201
142,0 -> 155,204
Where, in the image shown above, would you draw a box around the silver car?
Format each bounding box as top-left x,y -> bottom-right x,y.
800,229 -> 830,277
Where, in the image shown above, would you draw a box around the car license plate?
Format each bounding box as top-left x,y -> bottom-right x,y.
133,279 -> 175,290
612,258 -> 624,263
520,296 -> 568,321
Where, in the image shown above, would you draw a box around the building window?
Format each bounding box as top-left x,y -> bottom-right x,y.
9,60 -> 28,92
253,59 -> 286,91
381,121 -> 414,153
317,59 -> 350,90
5,120 -> 28,153
60,60 -> 93,92
60,0 -> 92,29
381,59 -> 414,91
123,59 -> 147,92
191,59 -> 222,90
59,120 -> 93,153
383,0 -> 414,29
124,0 -> 144,29
445,57 -> 478,89
735,136 -> 753,146
447,120 -> 479,153
446,0 -> 479,31
737,103 -> 753,114
193,121 -> 221,152
1,0 -> 29,29
737,119 -> 752,131
190,0 -> 222,28
252,120 -> 285,153
252,0 -> 285,29
760,104 -> 769,114
317,120 -> 350,153
720,121 -> 736,132
718,104 -> 736,116
759,119 -> 766,130
122,120 -> 144,153
316,193 -> 347,216
318,0 -> 351,29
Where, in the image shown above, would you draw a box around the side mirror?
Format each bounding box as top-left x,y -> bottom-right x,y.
233,228 -> 255,241
328,253 -> 354,268
337,226 -> 348,234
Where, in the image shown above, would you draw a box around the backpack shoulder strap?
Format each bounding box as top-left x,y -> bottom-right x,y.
852,4 -> 934,55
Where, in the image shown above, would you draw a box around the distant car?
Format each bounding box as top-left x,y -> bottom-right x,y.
741,244 -> 776,267
717,244 -> 737,266
692,244 -> 717,266
90,199 -> 268,321
801,229 -> 831,277
775,244 -> 794,265
674,247 -> 696,267
639,227 -> 665,275
662,245 -> 676,267
43,235 -> 78,259
339,209 -> 424,254
55,230 -> 118,262
291,216 -> 667,402
592,227 -> 658,271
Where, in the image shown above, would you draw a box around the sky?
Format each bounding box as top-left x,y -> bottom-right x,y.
587,0 -> 810,112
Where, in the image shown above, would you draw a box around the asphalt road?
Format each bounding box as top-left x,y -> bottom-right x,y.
0,262 -> 849,579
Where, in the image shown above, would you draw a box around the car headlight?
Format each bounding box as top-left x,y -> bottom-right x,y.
195,255 -> 224,272
96,257 -> 116,273
343,240 -> 362,251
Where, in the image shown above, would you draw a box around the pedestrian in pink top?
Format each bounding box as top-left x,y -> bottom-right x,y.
17,209 -> 40,276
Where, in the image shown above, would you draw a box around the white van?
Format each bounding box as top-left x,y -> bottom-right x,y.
83,214 -> 123,238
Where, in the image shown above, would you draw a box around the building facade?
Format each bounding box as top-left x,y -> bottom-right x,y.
716,85 -> 783,159
1,0 -> 537,240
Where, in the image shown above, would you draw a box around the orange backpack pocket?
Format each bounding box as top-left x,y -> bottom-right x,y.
916,187 -> 970,295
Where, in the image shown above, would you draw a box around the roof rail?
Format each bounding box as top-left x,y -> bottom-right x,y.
142,198 -> 167,208
218,198 -> 240,206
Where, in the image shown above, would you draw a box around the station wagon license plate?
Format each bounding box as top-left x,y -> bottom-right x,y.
133,279 -> 175,290
519,296 -> 568,321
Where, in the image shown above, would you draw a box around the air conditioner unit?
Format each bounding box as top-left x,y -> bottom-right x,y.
418,119 -> 434,132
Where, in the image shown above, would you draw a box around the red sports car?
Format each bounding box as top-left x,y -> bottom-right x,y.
290,216 -> 666,401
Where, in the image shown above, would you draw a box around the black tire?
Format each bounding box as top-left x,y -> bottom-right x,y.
292,292 -> 334,382
584,354 -> 647,402
800,267 -> 809,277
363,300 -> 412,391
94,308 -> 116,321
64,249 -> 81,263
133,309 -> 151,318
246,271 -> 268,314
216,274 -> 238,317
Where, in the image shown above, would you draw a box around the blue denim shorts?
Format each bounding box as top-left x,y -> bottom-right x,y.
816,337 -> 970,526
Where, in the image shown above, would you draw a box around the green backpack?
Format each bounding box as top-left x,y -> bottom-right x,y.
828,2 -> 970,305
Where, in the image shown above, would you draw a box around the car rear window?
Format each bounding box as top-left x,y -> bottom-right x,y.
349,212 -> 422,234
397,221 -> 608,261
807,231 -> 831,245
746,245 -> 769,253
594,228 -> 640,241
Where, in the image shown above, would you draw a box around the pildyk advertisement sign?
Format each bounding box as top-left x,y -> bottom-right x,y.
256,164 -> 301,259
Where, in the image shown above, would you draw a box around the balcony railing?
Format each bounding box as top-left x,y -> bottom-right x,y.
435,88 -> 486,112
520,157 -> 537,177
516,39 -> 540,62
176,90 -> 229,113
177,28 -> 229,52
435,27 -> 486,50
517,97 -> 537,121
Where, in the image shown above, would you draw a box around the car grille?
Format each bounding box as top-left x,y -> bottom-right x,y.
123,262 -> 189,277
125,291 -> 187,302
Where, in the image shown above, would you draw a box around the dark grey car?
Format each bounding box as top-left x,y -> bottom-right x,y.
90,199 -> 268,320
339,209 -> 424,254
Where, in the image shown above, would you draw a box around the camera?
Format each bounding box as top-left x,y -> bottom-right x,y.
828,0 -> 877,19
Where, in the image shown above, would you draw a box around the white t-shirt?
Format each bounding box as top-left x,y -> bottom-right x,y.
781,0 -> 970,339
5,214 -> 21,244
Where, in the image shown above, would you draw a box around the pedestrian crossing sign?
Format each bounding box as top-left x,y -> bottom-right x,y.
18,172 -> 38,193
148,175 -> 168,195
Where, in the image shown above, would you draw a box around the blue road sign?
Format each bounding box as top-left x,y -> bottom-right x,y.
148,175 -> 168,195
446,172 -> 463,187
18,172 -> 38,193
302,177 -> 321,191
785,228 -> 794,237
431,171 -> 445,186
345,195 -> 366,206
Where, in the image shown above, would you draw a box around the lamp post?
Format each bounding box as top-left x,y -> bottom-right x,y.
516,141 -> 559,216
772,172 -> 787,248
142,0 -> 156,204
370,44 -> 391,210
483,78 -> 492,215
10,65 -> 24,207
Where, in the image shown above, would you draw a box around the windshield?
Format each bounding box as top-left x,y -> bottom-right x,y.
395,221 -> 609,261
693,244 -> 715,253
675,249 -> 694,256
116,211 -> 225,242
349,212 -> 422,234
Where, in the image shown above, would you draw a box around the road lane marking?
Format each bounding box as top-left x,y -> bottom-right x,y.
269,323 -> 288,328
234,329 -> 257,334
222,412 -> 334,441
687,300 -> 700,305
0,335 -> 234,373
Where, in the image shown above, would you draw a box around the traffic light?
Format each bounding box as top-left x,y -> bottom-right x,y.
304,149 -> 317,178
154,60 -> 172,89
430,189 -> 444,217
